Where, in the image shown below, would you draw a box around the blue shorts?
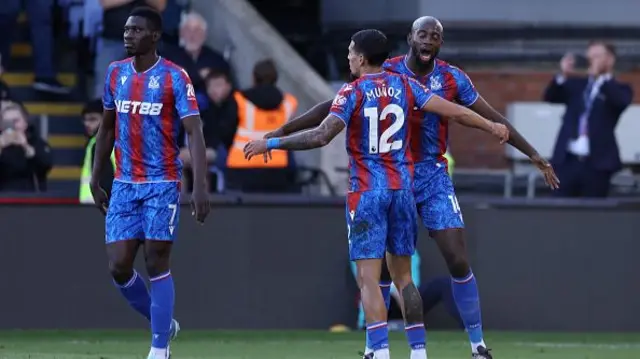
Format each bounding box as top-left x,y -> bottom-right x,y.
106,181 -> 181,243
346,189 -> 418,261
414,161 -> 464,231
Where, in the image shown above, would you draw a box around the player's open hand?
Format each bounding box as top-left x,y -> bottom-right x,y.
531,154 -> 560,190
489,122 -> 509,144
90,181 -> 109,215
190,188 -> 210,224
262,129 -> 283,163
243,140 -> 268,161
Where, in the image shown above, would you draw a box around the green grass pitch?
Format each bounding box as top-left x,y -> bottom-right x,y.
0,330 -> 638,358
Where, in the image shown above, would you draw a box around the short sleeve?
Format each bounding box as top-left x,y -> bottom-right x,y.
102,63 -> 116,110
407,77 -> 434,109
452,68 -> 479,107
173,68 -> 200,119
328,83 -> 358,125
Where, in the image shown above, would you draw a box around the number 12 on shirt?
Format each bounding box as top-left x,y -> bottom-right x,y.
365,104 -> 405,154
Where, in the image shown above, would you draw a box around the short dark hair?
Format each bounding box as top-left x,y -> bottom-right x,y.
588,40 -> 617,57
351,29 -> 390,67
130,6 -> 163,32
82,99 -> 103,116
253,59 -> 278,85
205,68 -> 232,83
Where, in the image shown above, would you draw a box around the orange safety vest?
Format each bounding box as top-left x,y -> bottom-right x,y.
227,91 -> 298,168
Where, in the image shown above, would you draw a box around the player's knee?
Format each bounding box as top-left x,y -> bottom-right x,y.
355,270 -> 379,292
446,254 -> 470,278
108,260 -> 134,284
144,242 -> 172,277
144,254 -> 170,278
391,271 -> 413,292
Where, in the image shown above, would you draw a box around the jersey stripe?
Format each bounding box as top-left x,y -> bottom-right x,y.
161,72 -> 178,181
377,81 -> 397,189
403,78 -> 416,182
440,71 -> 457,165
110,66 -> 123,179
349,88 -> 367,191
130,73 -> 146,181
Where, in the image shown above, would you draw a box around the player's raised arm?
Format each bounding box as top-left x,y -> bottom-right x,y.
469,95 -> 559,188
174,68 -> 210,223
449,68 -> 559,189
246,83 -> 355,158
265,99 -> 333,138
245,114 -> 345,158
406,77 -> 509,143
90,65 -> 118,214
426,95 -> 508,143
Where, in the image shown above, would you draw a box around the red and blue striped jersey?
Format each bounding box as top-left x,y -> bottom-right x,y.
383,56 -> 479,163
102,57 -> 200,182
329,72 -> 434,192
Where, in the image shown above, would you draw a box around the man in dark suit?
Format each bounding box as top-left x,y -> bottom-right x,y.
544,41 -> 633,198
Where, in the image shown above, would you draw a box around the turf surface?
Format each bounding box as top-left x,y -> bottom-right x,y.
0,330 -> 638,358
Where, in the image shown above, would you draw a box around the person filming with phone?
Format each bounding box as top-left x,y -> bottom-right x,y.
543,41 -> 633,198
0,102 -> 52,192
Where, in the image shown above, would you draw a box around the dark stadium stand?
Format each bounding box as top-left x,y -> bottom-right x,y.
316,23 -> 640,79
3,11 -> 87,193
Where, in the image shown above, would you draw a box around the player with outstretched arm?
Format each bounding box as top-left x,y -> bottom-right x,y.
264,16 -> 561,359
244,29 -> 508,359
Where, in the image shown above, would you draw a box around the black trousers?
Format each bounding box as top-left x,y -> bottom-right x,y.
554,154 -> 613,198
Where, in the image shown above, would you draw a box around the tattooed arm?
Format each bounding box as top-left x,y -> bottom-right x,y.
275,115 -> 345,150
243,115 -> 345,159
266,99 -> 333,138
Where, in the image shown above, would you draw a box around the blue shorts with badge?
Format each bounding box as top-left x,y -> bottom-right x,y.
413,161 -> 464,231
346,189 -> 418,261
105,180 -> 181,243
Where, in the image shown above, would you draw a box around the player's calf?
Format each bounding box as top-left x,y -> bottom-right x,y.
107,241 -> 152,321
355,259 -> 390,359
387,254 -> 427,359
401,283 -> 427,356
433,229 -> 487,355
145,241 -> 176,357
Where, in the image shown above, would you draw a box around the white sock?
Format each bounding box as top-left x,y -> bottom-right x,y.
471,340 -> 486,354
410,348 -> 427,359
149,347 -> 168,358
373,348 -> 390,359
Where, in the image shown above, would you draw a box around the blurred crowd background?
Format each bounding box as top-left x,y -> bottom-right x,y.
1,0 -> 639,200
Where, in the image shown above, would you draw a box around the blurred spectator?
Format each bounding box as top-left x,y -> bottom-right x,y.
0,56 -> 11,101
0,0 -> 69,93
94,0 -> 167,98
163,12 -> 231,106
0,103 -> 52,191
544,42 -> 633,198
179,70 -> 238,193
160,0 -> 188,46
202,70 -> 238,153
225,59 -> 298,193
79,99 -> 114,203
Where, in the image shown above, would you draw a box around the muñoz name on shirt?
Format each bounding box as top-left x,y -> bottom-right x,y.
366,86 -> 402,102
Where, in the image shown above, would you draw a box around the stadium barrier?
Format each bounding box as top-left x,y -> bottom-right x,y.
1,195 -> 639,331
